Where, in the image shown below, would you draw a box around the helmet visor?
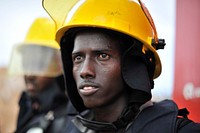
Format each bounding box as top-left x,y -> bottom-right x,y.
9,44 -> 63,77
42,0 -> 80,30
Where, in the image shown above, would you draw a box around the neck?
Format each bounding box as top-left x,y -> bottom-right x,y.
93,92 -> 127,123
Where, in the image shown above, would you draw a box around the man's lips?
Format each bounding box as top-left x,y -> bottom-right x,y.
79,82 -> 99,96
80,86 -> 99,96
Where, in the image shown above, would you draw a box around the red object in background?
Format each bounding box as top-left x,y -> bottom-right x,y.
173,0 -> 200,122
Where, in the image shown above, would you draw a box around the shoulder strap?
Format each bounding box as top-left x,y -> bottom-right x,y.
178,108 -> 189,118
43,105 -> 68,129
26,105 -> 69,132
176,117 -> 192,130
176,108 -> 193,131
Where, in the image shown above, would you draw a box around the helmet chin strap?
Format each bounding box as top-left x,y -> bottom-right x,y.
75,104 -> 140,132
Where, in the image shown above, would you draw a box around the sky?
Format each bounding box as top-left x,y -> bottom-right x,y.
0,0 -> 176,100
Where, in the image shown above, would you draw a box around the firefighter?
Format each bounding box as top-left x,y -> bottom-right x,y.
42,0 -> 200,132
9,17 -> 70,133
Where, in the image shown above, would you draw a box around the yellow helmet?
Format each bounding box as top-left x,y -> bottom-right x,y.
9,17 -> 63,77
24,17 -> 59,49
43,0 -> 165,79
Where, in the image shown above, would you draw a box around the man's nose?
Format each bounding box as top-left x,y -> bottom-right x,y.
80,58 -> 95,79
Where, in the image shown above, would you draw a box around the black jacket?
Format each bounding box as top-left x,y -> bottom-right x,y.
15,81 -> 69,133
65,100 -> 200,133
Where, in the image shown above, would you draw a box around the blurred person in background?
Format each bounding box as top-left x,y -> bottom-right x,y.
9,17 -> 71,133
42,0 -> 200,132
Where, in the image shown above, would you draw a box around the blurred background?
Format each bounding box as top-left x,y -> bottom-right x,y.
0,0 -> 199,132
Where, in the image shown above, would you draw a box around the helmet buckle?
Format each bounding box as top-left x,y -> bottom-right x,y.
152,39 -> 166,50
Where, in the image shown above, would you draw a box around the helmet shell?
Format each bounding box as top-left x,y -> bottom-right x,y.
55,0 -> 161,78
24,17 -> 59,49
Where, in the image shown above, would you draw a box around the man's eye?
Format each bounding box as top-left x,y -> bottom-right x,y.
73,55 -> 83,62
98,53 -> 110,60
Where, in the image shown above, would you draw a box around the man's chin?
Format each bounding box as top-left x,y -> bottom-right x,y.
83,99 -> 103,109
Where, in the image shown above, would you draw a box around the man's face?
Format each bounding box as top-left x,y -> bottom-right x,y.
72,30 -> 125,108
24,75 -> 54,97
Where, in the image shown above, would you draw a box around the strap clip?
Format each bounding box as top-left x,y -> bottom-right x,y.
152,39 -> 166,50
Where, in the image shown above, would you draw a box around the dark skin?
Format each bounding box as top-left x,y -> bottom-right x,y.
72,30 -> 128,131
24,75 -> 54,98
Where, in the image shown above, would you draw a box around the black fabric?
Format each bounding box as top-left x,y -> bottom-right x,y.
126,100 -> 178,133
176,108 -> 194,132
126,100 -> 200,133
61,35 -> 86,113
122,54 -> 151,92
176,118 -> 193,131
72,104 -> 139,132
122,43 -> 152,104
177,120 -> 200,133
55,74 -> 66,92
178,108 -> 190,118
14,80 -> 69,133
16,92 -> 32,131
65,100 -> 200,133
